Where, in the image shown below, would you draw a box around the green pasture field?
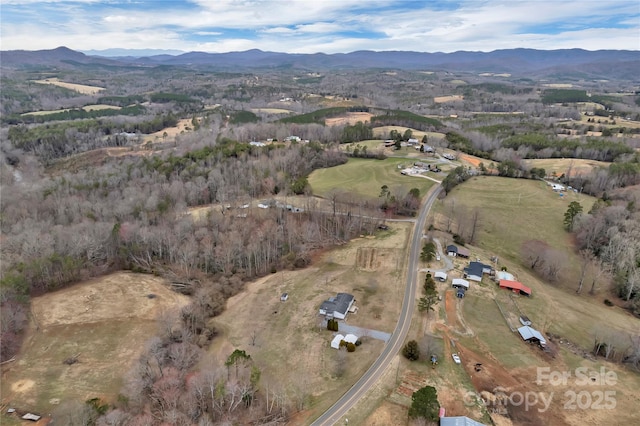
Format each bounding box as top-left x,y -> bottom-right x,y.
433,176 -> 639,348
308,157 -> 436,200
434,176 -> 595,268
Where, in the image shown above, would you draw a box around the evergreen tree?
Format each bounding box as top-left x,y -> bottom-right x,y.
402,340 -> 420,361
408,386 -> 440,420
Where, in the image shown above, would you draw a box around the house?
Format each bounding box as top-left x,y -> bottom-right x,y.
422,145 -> 435,153
499,280 -> 532,296
456,287 -> 466,298
319,293 -> 355,320
280,293 -> 289,302
464,261 -> 493,282
518,325 -> 546,347
452,278 -> 470,289
249,141 -> 266,147
434,271 -> 448,282
440,416 -> 487,426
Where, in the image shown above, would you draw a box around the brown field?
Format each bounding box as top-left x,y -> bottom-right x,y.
144,117 -> 202,142
32,78 -> 105,95
1,272 -> 188,415
434,95 -> 464,103
208,223 -> 412,424
21,104 -> 121,116
522,158 -> 610,177
325,112 -> 374,126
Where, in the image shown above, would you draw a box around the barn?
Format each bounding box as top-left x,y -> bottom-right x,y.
499,280 -> 531,296
518,325 -> 546,347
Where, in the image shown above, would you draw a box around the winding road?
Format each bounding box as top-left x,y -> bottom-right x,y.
311,184 -> 443,426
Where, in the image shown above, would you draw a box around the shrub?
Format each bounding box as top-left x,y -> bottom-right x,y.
346,342 -> 356,352
604,299 -> 614,306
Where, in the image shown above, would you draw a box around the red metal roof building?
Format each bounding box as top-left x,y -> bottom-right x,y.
499,279 -> 531,296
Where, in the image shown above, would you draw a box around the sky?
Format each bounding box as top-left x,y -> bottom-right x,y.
1,0 -> 639,55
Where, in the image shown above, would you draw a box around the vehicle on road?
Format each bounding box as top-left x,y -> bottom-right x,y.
452,353 -> 461,364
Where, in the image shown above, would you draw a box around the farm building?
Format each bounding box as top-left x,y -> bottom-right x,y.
434,271 -> 448,282
499,280 -> 532,296
440,416 -> 487,426
331,334 -> 345,349
330,333 -> 358,349
495,270 -> 515,282
446,245 -> 470,258
319,293 -> 356,319
452,278 -> 470,289
518,325 -> 546,347
344,333 -> 358,344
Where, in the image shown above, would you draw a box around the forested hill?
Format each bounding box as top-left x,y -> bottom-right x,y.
2,47 -> 639,80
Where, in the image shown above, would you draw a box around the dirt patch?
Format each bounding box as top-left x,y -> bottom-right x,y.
325,112 -> 374,126
356,247 -> 398,271
458,153 -> 484,168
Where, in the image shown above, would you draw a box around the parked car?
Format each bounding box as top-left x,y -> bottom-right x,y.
452,353 -> 461,364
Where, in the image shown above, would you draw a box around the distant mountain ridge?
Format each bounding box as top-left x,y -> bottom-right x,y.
2,46 -> 639,80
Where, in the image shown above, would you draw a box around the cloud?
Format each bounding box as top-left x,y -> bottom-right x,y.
1,0 -> 638,52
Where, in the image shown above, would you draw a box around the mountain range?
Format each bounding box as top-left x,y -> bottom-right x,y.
2,46 -> 639,80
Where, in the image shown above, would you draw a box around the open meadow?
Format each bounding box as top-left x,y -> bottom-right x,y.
32,78 -> 105,95
522,158 -> 610,177
208,223 -> 412,424
1,272 -> 189,417
308,157 -> 436,200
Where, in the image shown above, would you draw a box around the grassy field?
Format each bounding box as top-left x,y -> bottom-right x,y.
433,176 -> 594,265
21,104 -> 121,116
308,157 -> 436,199
1,273 -> 188,417
32,78 -> 105,95
208,223 -> 412,424
251,108 -> 293,114
522,158 -> 610,177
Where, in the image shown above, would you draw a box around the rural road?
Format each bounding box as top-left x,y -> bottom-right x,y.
310,184 -> 443,426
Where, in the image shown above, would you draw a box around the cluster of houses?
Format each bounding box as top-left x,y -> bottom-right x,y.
444,245 -> 546,348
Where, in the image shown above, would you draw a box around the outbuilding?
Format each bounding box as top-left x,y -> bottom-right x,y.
499,280 -> 531,296
518,325 -> 546,347
434,271 -> 448,282
452,278 -> 470,289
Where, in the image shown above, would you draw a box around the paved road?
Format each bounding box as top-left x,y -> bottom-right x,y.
311,184 -> 442,426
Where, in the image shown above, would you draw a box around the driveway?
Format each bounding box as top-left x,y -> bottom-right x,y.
420,237 -> 454,274
338,323 -> 391,343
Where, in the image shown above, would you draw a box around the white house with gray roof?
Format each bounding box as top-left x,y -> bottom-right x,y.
319,293 -> 355,320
